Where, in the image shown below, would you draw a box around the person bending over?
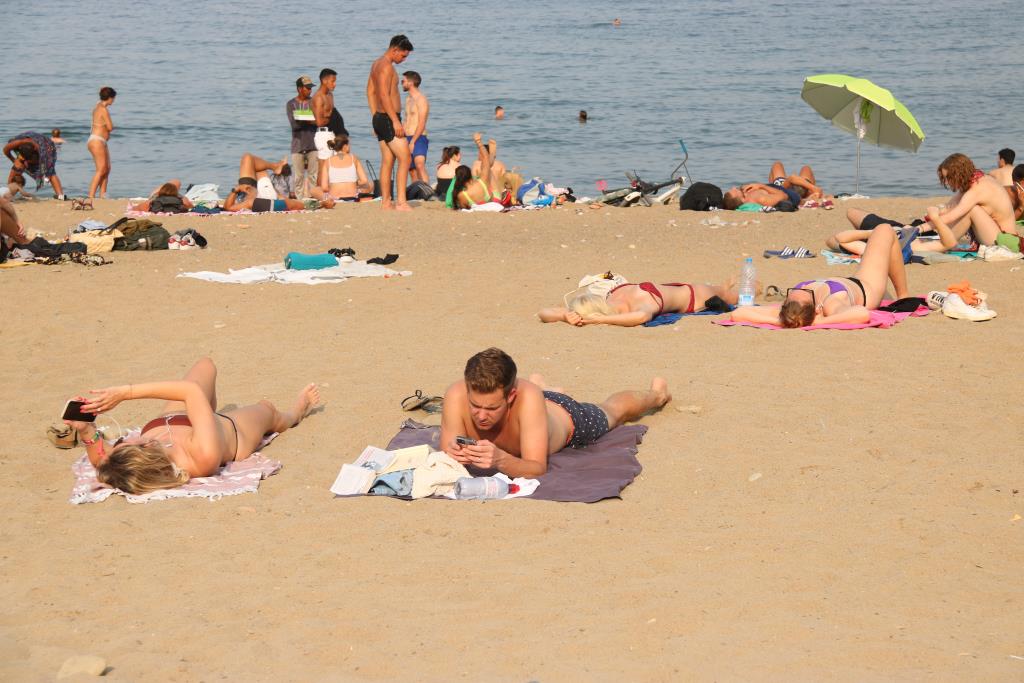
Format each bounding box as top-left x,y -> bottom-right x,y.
3,131 -> 65,199
439,348 -> 670,477
539,278 -> 741,326
310,136 -> 374,202
62,357 -> 320,495
733,224 -> 909,328
829,153 -> 1018,254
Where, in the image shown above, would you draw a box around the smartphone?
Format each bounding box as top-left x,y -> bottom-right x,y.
455,435 -> 477,447
62,400 -> 96,422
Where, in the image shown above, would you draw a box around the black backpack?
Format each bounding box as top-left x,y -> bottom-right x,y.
407,181 -> 436,201
679,182 -> 723,211
148,195 -> 186,214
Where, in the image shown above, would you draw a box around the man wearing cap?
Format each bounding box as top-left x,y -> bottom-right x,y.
287,75 -> 318,198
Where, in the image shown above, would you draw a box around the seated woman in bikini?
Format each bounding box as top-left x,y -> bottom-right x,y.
731,223 -> 909,328
309,135 -> 374,202
539,279 -> 741,327
62,357 -> 320,494
450,133 -> 511,209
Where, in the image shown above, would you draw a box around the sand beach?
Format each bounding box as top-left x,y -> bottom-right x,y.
0,196 -> 1021,680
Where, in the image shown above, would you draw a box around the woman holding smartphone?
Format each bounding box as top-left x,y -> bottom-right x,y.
63,357 -> 320,494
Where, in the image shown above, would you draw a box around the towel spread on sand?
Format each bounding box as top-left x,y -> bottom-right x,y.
714,300 -> 929,331
643,309 -> 727,327
385,419 -> 646,502
70,433 -> 281,504
177,260 -> 411,285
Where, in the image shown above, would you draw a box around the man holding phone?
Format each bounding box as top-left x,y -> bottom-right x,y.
440,348 -> 671,478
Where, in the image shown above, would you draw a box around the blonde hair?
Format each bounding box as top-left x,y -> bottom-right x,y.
569,292 -> 615,319
502,172 -> 524,200
97,442 -> 189,494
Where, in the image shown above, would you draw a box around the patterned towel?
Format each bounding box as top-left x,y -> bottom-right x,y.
69,433 -> 281,504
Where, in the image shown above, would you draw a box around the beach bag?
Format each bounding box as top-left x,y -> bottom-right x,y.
679,182 -> 723,211
407,181 -> 436,201
148,195 -> 186,214
579,271 -> 628,297
516,177 -> 545,204
113,225 -> 171,250
70,228 -> 122,254
108,217 -> 163,238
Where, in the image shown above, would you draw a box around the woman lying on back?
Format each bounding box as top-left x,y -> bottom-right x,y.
731,224 -> 908,328
63,357 -> 320,494
539,279 -> 740,327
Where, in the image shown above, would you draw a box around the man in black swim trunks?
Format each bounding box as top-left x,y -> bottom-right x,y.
440,347 -> 671,478
366,34 -> 414,211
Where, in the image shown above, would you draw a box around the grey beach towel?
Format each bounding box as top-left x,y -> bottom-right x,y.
385,419 -> 646,502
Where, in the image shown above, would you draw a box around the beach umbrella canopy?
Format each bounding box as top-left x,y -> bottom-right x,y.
800,74 -> 925,191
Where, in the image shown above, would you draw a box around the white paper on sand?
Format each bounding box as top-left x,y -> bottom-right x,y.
329,446 -> 398,496
177,260 -> 411,285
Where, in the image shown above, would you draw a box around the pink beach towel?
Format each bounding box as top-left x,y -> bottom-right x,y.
69,433 -> 281,504
714,300 -> 929,331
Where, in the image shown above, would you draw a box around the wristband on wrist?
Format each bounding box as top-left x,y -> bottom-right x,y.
80,430 -> 101,446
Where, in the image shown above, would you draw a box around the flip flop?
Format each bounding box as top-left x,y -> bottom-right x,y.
401,390 -> 444,414
764,285 -> 784,301
763,246 -> 816,259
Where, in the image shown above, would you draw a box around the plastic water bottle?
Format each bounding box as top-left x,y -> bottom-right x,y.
738,257 -> 756,307
454,476 -> 510,500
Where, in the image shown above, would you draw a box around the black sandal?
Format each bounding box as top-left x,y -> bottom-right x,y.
401,390 -> 443,414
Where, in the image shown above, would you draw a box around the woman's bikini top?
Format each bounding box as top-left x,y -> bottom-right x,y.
459,179 -> 492,206
141,414 -> 192,434
608,282 -> 695,315
793,278 -> 865,306
328,157 -> 358,184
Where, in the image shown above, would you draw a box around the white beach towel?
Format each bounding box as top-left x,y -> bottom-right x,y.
177,260 -> 411,285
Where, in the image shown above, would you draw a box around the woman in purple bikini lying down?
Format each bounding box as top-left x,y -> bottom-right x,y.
63,357 -> 320,494
731,224 -> 909,328
539,278 -> 741,327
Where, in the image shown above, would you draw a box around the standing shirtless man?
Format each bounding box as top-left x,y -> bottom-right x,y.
312,68 -> 337,183
367,34 -> 414,210
440,348 -> 670,478
401,70 -> 430,185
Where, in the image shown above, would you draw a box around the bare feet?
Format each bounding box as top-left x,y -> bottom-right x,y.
381,200 -> 395,210
395,202 -> 413,212
273,157 -> 289,174
651,377 -> 671,407
290,383 -> 321,427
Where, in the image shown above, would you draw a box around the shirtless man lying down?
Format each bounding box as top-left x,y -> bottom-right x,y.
440,347 -> 670,477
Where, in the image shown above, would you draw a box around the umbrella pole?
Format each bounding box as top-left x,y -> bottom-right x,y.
855,137 -> 861,194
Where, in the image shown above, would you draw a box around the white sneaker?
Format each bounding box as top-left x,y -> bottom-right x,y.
167,235 -> 181,250
942,293 -> 996,321
925,290 -> 947,310
980,244 -> 1023,262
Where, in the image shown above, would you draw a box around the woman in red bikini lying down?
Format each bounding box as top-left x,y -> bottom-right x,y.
538,279 -> 742,327
731,223 -> 909,328
62,357 -> 320,494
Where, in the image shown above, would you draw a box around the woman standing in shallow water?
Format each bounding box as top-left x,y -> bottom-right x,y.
87,86 -> 116,199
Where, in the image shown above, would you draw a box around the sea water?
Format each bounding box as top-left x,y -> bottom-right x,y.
2,0 -> 1020,198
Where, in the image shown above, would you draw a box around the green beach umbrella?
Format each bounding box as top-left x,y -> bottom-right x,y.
800,74 -> 925,192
